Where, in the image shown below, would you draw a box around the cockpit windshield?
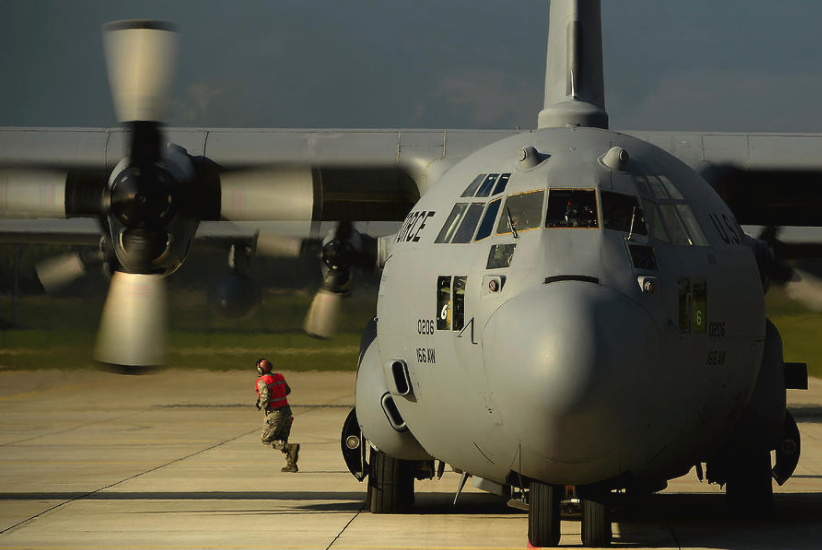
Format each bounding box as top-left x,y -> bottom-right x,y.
546,189 -> 598,228
601,191 -> 647,235
634,174 -> 711,247
496,190 -> 545,235
435,173 -> 709,247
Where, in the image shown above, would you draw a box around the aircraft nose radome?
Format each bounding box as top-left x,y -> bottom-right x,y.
483,281 -> 657,477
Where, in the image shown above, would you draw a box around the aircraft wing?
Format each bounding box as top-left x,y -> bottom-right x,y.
626,131 -> 822,227
0,127 -> 517,223
4,128 -> 822,242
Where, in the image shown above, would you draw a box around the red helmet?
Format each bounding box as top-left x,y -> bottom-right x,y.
256,358 -> 272,375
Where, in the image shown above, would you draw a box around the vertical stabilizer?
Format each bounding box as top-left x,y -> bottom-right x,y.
538,0 -> 608,129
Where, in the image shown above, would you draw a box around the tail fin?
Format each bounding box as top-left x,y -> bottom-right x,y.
537,0 -> 608,129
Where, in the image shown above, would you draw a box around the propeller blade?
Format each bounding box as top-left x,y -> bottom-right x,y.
301,222 -> 379,339
785,268 -> 822,312
255,232 -> 306,258
103,21 -> 178,124
38,253 -> 86,293
303,289 -> 343,339
218,167 -> 317,222
94,271 -> 167,368
37,249 -> 106,293
0,170 -> 68,218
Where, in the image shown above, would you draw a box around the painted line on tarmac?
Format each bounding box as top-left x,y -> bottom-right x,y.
325,502 -> 366,550
667,521 -> 683,550
0,400 -> 345,537
0,425 -> 259,536
0,346 -> 358,356
157,403 -> 352,409
0,546 -> 508,550
0,546 -> 321,550
333,547 -> 523,550
0,411 -> 141,447
0,383 -> 86,401
173,346 -> 358,356
0,547 -> 523,550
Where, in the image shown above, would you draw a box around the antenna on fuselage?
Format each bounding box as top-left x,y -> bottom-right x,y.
538,0 -> 608,129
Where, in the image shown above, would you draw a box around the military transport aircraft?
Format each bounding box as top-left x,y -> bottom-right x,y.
0,1 -> 816,547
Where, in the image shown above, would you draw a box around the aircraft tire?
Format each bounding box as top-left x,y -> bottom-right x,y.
527,481 -> 561,547
726,450 -> 773,518
367,449 -> 414,513
581,494 -> 612,547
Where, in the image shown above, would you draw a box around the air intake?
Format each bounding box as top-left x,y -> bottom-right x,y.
390,360 -> 412,396
381,393 -> 407,432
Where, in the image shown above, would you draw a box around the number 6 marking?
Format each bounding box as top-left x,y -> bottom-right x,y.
440,304 -> 449,320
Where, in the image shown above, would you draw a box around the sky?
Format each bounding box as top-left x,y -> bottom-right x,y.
1,0 -> 822,132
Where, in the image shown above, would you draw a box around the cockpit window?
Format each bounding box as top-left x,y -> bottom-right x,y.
634,174 -> 685,200
660,204 -> 692,246
461,175 -> 485,198
492,174 -> 510,195
642,199 -> 670,243
435,203 -> 468,243
496,190 -> 545,235
546,189 -> 598,228
658,175 -> 684,200
637,173 -> 711,247
628,244 -> 658,270
461,173 -> 512,198
647,176 -> 670,200
601,191 -> 647,235
475,198 -> 502,241
633,175 -> 651,197
487,243 -> 516,269
475,174 -> 499,197
452,203 -> 485,243
676,205 -> 710,246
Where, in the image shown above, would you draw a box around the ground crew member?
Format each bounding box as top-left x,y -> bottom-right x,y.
255,358 -> 300,472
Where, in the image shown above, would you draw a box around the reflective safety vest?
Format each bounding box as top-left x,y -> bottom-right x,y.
256,373 -> 289,409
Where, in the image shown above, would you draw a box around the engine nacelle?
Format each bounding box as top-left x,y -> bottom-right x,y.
355,335 -> 432,461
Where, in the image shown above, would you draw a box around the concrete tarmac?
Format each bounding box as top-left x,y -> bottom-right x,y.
0,369 -> 820,550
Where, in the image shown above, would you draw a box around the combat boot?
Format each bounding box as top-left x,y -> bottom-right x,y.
282,443 -> 300,473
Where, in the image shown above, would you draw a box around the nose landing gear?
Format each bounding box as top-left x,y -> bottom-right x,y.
580,492 -> 612,547
527,482 -> 613,548
528,481 -> 562,547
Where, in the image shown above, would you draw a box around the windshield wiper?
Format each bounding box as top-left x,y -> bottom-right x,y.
506,207 -> 519,239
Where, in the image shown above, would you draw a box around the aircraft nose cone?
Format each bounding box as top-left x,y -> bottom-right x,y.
483,280 -> 657,481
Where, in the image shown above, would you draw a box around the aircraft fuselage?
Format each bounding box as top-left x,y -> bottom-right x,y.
374,126 -> 765,488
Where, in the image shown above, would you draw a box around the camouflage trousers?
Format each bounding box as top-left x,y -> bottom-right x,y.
261,405 -> 293,450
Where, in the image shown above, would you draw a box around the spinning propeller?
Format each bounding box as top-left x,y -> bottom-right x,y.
754,226 -> 822,312
304,222 -> 376,339
0,21 -> 319,370
94,21 -> 179,369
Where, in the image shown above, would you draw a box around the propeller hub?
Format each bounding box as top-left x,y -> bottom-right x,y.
110,164 -> 176,230
322,239 -> 356,271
